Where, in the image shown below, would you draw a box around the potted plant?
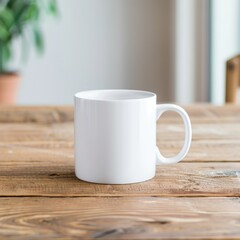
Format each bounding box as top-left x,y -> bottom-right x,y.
0,0 -> 58,104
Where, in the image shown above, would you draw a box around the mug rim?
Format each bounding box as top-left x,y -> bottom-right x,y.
75,89 -> 156,102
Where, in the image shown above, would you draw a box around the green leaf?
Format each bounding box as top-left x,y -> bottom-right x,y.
21,3 -> 39,22
9,2 -> 31,36
48,0 -> 58,16
2,43 -> 11,63
0,24 -> 9,41
8,0 -> 26,19
6,0 -> 17,9
0,8 -> 15,28
0,43 -> 11,72
0,8 -> 15,41
0,0 -> 59,68
33,27 -> 44,54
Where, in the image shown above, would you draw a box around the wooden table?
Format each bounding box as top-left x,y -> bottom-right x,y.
0,105 -> 240,239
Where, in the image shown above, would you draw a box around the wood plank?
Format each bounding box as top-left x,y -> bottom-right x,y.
1,105 -> 240,164
1,137 -> 240,162
1,122 -> 240,162
0,123 -> 73,142
159,139 -> 240,161
1,139 -> 240,162
0,163 -> 239,197
0,105 -> 240,123
1,122 -> 240,142
0,105 -> 240,240
0,197 -> 239,239
0,106 -> 73,123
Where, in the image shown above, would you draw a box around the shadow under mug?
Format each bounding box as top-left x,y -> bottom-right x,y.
74,89 -> 192,184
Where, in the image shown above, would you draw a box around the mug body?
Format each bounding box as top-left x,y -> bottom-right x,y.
74,89 -> 156,184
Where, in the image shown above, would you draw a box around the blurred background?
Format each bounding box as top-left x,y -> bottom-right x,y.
1,0 -> 240,105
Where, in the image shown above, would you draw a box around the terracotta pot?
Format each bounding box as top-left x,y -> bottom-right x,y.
0,73 -> 20,104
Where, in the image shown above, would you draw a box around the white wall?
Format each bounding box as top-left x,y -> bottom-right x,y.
17,0 -> 173,104
174,0 -> 209,103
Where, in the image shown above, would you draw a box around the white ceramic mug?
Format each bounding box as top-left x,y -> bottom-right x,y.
74,89 -> 192,184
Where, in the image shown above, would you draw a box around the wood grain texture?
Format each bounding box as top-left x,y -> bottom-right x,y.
0,197 -> 240,239
0,163 -> 239,196
0,105 -> 240,123
0,105 -> 240,239
0,106 -> 73,123
1,105 -> 240,162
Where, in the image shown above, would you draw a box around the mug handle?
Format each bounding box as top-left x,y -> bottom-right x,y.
156,104 -> 192,165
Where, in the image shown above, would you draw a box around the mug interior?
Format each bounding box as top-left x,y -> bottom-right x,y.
75,89 -> 155,101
